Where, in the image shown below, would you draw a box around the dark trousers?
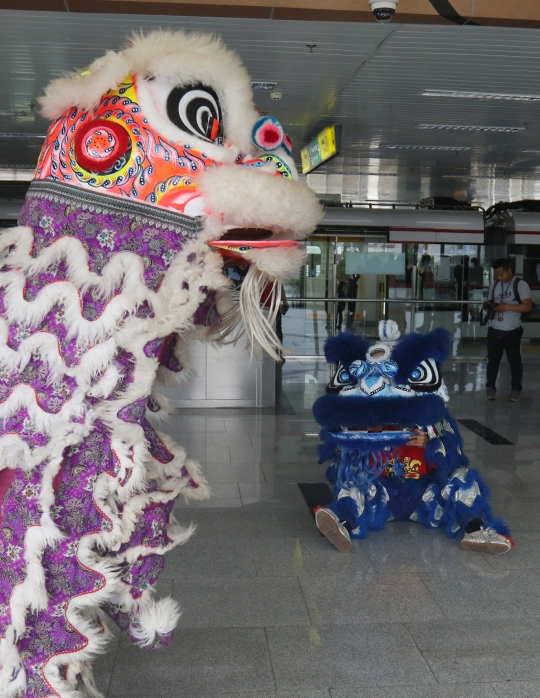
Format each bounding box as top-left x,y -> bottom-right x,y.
336,301 -> 345,329
486,326 -> 523,392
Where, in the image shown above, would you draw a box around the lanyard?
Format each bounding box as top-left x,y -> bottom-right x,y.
497,280 -> 512,303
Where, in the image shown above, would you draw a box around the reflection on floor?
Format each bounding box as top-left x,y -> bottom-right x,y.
95,360 -> 540,698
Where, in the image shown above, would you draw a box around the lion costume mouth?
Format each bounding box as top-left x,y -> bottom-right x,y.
221,228 -> 273,241
209,237 -> 298,261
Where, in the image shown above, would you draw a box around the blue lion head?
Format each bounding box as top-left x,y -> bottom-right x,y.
313,321 -> 451,431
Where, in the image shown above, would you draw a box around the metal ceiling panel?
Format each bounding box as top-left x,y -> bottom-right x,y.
1,10 -> 540,206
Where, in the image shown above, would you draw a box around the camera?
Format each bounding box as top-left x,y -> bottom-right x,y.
480,299 -> 497,326
369,0 -> 398,22
270,91 -> 282,101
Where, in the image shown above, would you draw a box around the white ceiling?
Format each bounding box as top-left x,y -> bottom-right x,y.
1,10 -> 540,206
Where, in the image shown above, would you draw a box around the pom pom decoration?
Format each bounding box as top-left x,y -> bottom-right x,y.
252,115 -> 285,152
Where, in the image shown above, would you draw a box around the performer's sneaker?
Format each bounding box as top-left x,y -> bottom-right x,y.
460,527 -> 512,555
486,388 -> 496,400
509,390 -> 521,402
314,507 -> 352,552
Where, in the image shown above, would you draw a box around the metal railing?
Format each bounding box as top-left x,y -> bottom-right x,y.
289,297 -> 483,304
282,296 -> 488,362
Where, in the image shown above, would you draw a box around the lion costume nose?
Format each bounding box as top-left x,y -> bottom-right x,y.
251,115 -> 287,152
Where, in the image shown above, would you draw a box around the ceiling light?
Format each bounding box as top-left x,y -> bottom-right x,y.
0,133 -> 45,138
522,149 -> 540,153
378,144 -> 471,151
0,110 -> 30,117
251,82 -> 277,90
418,124 -> 524,133
422,89 -> 540,102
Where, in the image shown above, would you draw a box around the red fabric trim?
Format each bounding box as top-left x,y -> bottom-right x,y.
0,468 -> 16,523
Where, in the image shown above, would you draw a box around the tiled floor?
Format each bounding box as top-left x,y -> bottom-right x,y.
95,359 -> 540,698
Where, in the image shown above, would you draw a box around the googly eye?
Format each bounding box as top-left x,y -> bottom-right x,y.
407,359 -> 441,392
325,361 -> 354,394
166,84 -> 223,143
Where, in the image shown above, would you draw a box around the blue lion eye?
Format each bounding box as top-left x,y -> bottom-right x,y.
411,369 -> 422,380
341,372 -> 349,381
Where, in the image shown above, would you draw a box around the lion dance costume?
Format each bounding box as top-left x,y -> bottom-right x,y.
0,32 -> 321,697
313,321 -> 512,555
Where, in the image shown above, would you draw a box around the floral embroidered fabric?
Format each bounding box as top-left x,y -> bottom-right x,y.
0,181 -> 211,697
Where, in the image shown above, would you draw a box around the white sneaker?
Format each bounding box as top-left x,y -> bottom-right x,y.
460,526 -> 512,555
315,507 -> 352,552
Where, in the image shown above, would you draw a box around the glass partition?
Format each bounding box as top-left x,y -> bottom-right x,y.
282,234 -> 502,358
280,233 -> 540,359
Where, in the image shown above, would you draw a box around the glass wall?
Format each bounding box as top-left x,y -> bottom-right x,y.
281,233 -> 540,359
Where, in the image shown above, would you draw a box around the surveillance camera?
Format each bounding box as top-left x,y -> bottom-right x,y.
270,91 -> 282,101
369,0 -> 398,22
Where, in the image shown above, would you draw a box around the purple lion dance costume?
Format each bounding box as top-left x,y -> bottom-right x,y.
0,32 -> 321,697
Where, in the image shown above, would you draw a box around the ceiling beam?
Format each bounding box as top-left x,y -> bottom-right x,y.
2,0 -> 540,28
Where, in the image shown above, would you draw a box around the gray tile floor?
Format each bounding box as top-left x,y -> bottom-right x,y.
94,360 -> 540,698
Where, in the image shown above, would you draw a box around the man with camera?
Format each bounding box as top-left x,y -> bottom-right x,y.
484,258 -> 532,402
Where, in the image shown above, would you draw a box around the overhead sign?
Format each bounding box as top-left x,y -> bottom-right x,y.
300,125 -> 342,175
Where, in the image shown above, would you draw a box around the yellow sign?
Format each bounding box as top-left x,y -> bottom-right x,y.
300,125 -> 342,175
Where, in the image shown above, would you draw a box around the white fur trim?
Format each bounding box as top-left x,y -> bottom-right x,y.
39,50 -> 131,121
243,245 -> 307,281
0,182 -> 297,693
198,165 -> 322,239
129,596 -> 181,648
0,220 -> 225,695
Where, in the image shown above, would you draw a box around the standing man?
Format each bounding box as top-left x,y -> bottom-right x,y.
485,258 -> 532,402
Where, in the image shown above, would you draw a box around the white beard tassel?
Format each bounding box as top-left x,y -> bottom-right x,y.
212,246 -> 306,361
239,266 -> 283,361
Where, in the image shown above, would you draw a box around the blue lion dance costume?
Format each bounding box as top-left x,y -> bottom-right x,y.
313,321 -> 513,555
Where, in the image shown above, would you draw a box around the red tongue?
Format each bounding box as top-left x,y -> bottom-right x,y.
209,239 -> 298,261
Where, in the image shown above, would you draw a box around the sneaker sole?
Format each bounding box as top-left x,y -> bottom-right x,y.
315,509 -> 352,553
460,539 -> 511,555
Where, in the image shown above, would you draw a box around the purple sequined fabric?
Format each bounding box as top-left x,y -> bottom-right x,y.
0,181 -> 210,697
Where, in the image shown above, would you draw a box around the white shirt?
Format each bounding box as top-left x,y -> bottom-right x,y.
489,277 -> 531,331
